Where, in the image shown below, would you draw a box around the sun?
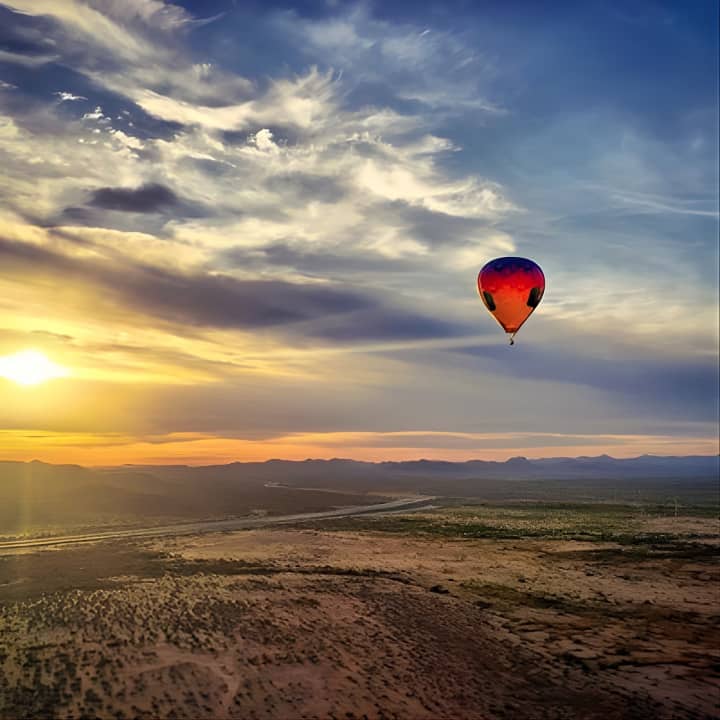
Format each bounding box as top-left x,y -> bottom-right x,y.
0,349 -> 70,386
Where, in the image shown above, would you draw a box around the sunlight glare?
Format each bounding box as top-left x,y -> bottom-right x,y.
0,349 -> 70,386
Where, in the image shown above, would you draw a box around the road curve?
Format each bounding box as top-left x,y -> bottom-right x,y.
0,496 -> 436,552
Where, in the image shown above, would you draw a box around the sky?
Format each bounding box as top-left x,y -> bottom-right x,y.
0,0 -> 717,465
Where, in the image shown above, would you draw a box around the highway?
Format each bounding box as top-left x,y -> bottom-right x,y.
0,496 -> 436,552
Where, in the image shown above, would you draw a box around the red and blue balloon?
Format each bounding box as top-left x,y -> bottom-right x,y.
477,257 -> 545,345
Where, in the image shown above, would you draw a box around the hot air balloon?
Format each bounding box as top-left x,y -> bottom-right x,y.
477,257 -> 545,345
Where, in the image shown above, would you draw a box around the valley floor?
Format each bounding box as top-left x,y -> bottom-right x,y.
0,504 -> 718,719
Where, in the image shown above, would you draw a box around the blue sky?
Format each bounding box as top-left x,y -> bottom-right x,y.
0,0 -> 717,463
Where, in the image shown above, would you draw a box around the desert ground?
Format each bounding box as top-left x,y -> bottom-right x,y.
0,503 -> 718,720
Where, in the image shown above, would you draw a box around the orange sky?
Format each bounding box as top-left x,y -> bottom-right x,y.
0,428 -> 716,466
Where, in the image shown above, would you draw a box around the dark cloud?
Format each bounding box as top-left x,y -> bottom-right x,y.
116,270 -> 368,329
370,200 -> 489,247
265,172 -> 346,204
58,207 -> 95,224
29,329 -> 75,343
456,342 -> 719,422
402,205 -> 489,246
88,183 -> 179,213
0,6 -> 57,59
311,308 -> 468,342
218,242 -> 409,275
0,238 -> 461,342
0,237 -> 368,329
54,184 -> 212,232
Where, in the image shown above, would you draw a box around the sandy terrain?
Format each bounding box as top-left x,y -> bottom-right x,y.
0,505 -> 717,719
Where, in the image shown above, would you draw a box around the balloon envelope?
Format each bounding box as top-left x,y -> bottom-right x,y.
477,257 -> 545,335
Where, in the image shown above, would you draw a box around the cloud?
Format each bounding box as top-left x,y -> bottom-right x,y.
0,5 -> 60,66
311,307 -> 468,342
607,189 -> 719,218
218,241 -> 410,276
54,91 -> 87,102
88,182 -> 179,213
0,236 -> 367,329
265,172 -> 347,204
0,48 -> 58,67
131,67 -> 338,131
0,0 -> 516,282
2,0 -> 193,58
82,0 -> 213,33
276,4 -> 504,117
455,339 -> 719,423
0,236 -> 465,344
0,0 -> 248,113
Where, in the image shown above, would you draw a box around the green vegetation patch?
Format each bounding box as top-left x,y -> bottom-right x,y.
302,502 -> 719,544
554,541 -> 720,564
0,543 -> 414,605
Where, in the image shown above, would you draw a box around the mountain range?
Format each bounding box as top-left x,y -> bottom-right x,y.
1,454 -> 717,536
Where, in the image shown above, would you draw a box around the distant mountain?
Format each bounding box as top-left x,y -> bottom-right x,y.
1,454 -> 717,536
0,460 -> 384,536
89,454 -> 720,489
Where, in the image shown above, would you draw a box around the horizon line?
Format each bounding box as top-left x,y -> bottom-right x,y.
6,452 -> 719,470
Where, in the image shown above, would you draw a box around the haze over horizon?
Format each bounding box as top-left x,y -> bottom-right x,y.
0,0 -> 718,465
5,451 -> 720,470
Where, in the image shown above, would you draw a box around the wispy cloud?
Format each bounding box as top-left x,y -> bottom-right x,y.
276,4 -> 505,117
608,189 -> 719,218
